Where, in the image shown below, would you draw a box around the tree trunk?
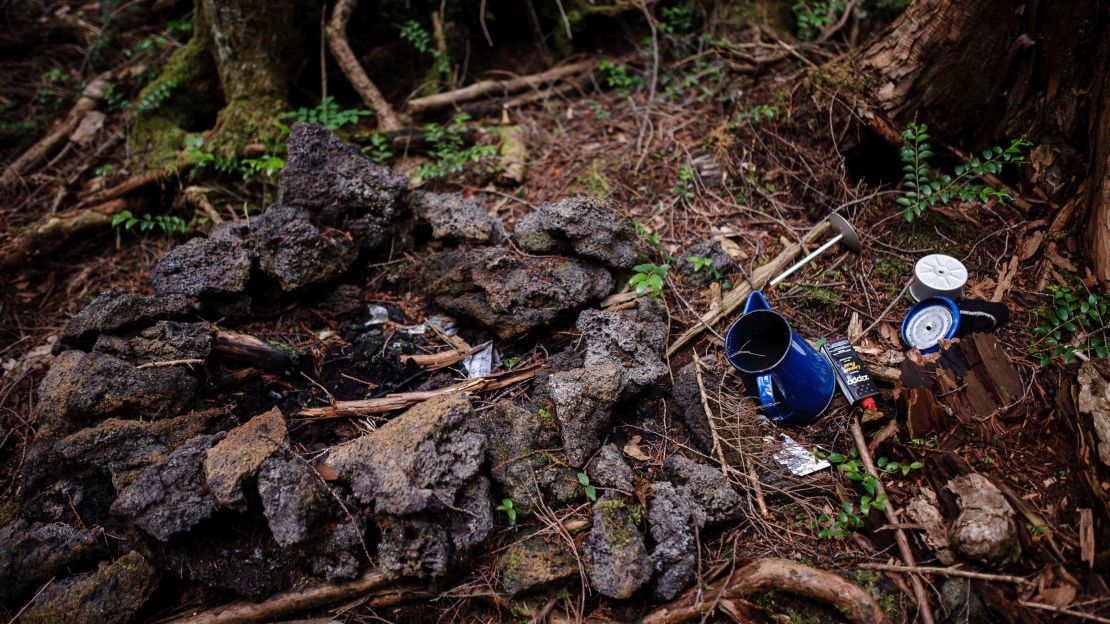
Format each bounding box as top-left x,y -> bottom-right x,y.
857,0 -> 1109,278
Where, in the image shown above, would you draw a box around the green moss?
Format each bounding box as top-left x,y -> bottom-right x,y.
572,159 -> 614,200
802,60 -> 869,107
798,284 -> 842,310
851,570 -> 904,623
0,500 -> 19,528
873,257 -> 911,295
597,499 -> 632,548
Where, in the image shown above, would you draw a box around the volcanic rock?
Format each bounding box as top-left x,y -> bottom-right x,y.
678,239 -> 735,287
411,191 -> 503,243
36,350 -> 199,434
450,476 -> 494,552
498,534 -> 579,597
92,320 -> 214,365
514,196 -> 640,269
18,551 -> 158,624
113,433 -> 222,541
577,299 -> 668,397
377,515 -> 451,579
587,444 -> 634,493
55,288 -> 195,353
647,482 -> 698,600
429,247 -> 614,341
258,452 -> 333,547
947,473 -> 1019,565
0,519 -> 106,604
252,204 -> 359,291
549,364 -> 623,467
671,356 -> 720,454
664,455 -> 742,525
204,408 -> 288,510
308,519 -> 365,581
325,393 -> 485,514
581,497 -> 651,599
55,408 -> 226,490
151,233 -> 253,298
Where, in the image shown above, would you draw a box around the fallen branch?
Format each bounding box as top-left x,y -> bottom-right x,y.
298,364 -> 539,419
1,70 -> 112,191
850,419 -> 935,624
667,220 -> 831,356
639,558 -> 888,624
74,172 -> 164,209
165,569 -> 390,624
859,563 -> 1032,585
325,0 -> 403,131
407,59 -> 596,114
0,198 -> 127,270
213,329 -> 297,372
1017,601 -> 1110,624
136,358 -> 206,369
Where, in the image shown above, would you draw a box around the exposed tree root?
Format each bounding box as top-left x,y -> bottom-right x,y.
0,198 -> 128,270
326,0 -> 404,132
407,59 -> 597,114
638,558 -> 889,624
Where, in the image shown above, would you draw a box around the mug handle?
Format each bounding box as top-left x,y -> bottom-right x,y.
755,373 -> 783,422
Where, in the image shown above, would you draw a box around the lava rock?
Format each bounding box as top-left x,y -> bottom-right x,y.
113,433 -> 222,541
581,498 -> 651,599
92,320 -> 214,365
55,408 -> 226,490
940,578 -> 989,623
151,234 -> 253,298
671,356 -> 722,454
473,400 -> 578,514
665,455 -> 742,525
279,122 -> 408,250
36,350 -> 199,435
450,476 -> 494,552
550,364 -> 623,467
647,482 -> 698,600
514,196 -> 640,270
947,473 -> 1019,565
252,204 -> 359,291
0,519 -> 106,605
577,299 -> 668,397
377,515 -> 451,579
325,393 -> 485,514
258,452 -> 333,547
412,191 -> 503,243
498,535 -> 579,597
429,247 -> 614,341
18,551 -> 158,624
204,408 -> 288,511
308,519 -> 365,581
587,444 -> 634,493
678,239 -> 735,287
55,288 -> 196,353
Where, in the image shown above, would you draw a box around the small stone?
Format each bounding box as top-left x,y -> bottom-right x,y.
647,482 -> 698,600
377,515 -> 451,580
0,519 -> 106,604
664,455 -> 742,526
581,497 -> 651,599
550,364 -> 623,467
412,191 -> 504,243
514,196 -> 641,269
113,433 -> 222,541
257,453 -> 333,547
498,535 -> 579,597
671,357 -> 722,454
151,234 -> 253,298
92,320 -> 214,365
947,473 -> 1019,565
325,393 -> 485,515
587,445 -> 634,492
55,288 -> 195,353
204,408 -> 288,510
678,239 -> 735,288
450,477 -> 494,552
940,578 -> 989,624
309,519 -> 365,581
18,551 -> 158,624
577,300 -> 668,397
252,204 -> 359,291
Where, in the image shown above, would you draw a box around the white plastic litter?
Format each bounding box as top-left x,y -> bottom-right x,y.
910,254 -> 967,301
462,342 -> 498,378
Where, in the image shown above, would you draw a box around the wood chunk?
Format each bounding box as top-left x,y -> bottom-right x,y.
960,334 -> 1024,406
897,386 -> 945,439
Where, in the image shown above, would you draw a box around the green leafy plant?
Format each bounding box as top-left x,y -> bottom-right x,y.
136,77 -> 180,113
185,135 -> 238,173
658,4 -> 693,36
686,256 -> 720,280
1033,286 -> 1108,366
104,83 -> 130,111
897,122 -> 1030,221
495,498 -> 517,528
673,164 -> 696,204
362,132 -> 394,165
793,1 -> 845,42
730,103 -> 779,129
629,263 -> 670,299
93,164 -> 115,176
416,114 -> 498,179
1027,523 -> 1049,539
803,448 -> 922,539
598,60 -> 644,97
634,221 -> 676,262
400,20 -> 451,87
240,154 -> 285,179
281,96 -> 370,131
576,472 -> 597,502
111,210 -> 188,235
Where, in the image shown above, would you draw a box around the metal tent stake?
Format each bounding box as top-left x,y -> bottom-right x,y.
769,214 -> 862,287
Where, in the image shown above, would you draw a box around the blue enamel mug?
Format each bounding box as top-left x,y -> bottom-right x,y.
724,291 -> 836,425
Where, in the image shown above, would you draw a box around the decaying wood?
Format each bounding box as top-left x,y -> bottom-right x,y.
0,198 -> 128,270
407,59 -> 596,114
0,70 -> 112,190
325,0 -> 403,131
859,563 -> 1032,585
667,220 -> 831,356
166,569 -> 390,624
960,334 -> 1023,406
638,558 -> 889,624
896,386 -> 943,440
299,364 -> 539,419
74,172 -> 164,209
399,348 -> 471,368
496,124 -> 527,186
850,419 -> 935,624
213,329 -> 297,372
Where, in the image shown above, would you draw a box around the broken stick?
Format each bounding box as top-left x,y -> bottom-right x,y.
407,59 -> 596,114
667,220 -> 831,356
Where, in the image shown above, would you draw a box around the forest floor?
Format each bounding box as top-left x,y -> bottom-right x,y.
0,1 -> 1106,623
